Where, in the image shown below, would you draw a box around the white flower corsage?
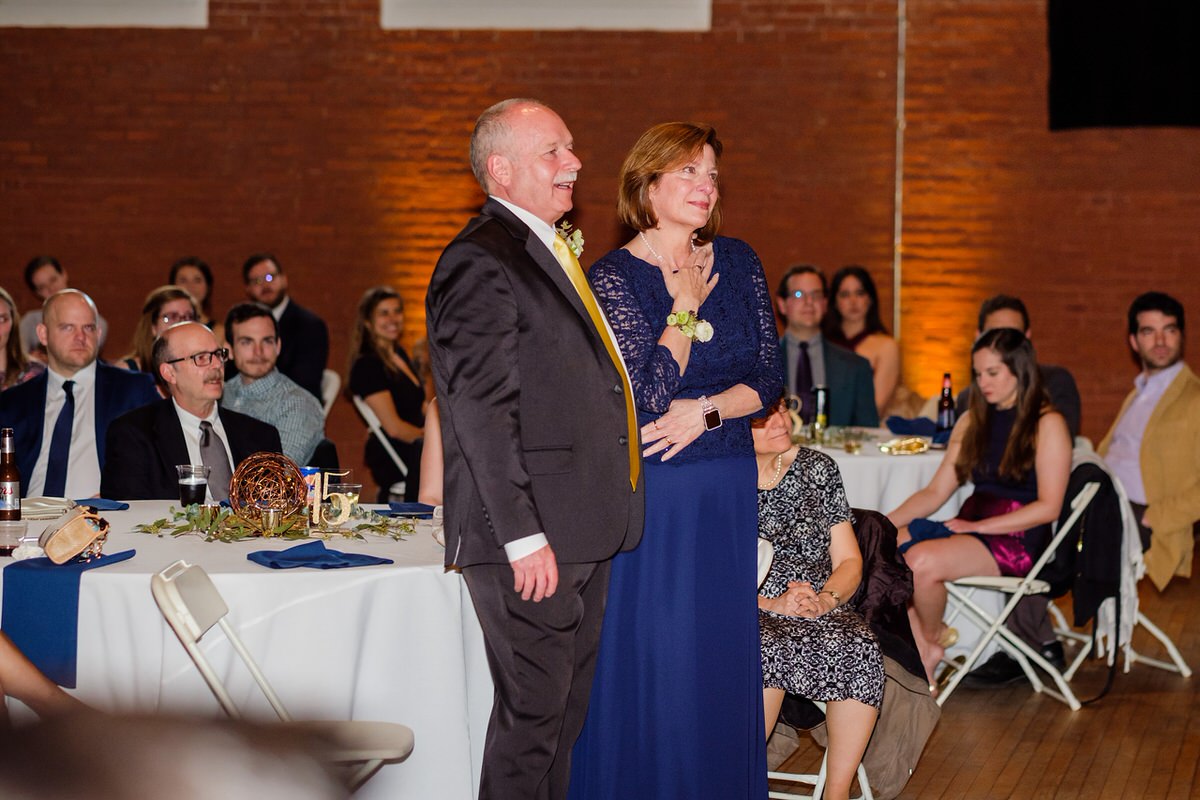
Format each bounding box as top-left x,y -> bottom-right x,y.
667,310 -> 714,343
556,220 -> 585,257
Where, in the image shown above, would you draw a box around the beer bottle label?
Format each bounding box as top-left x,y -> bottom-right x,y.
0,481 -> 19,512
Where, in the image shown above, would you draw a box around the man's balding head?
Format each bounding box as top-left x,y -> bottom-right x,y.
38,290 -> 100,377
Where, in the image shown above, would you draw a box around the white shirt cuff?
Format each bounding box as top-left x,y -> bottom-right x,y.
504,533 -> 549,562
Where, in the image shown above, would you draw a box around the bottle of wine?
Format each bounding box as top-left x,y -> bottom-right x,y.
0,427 -> 20,521
936,373 -> 956,434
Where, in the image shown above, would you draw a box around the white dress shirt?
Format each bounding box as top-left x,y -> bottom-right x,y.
490,197 -> 634,562
28,362 -> 101,498
1104,361 -> 1184,505
172,400 -> 236,504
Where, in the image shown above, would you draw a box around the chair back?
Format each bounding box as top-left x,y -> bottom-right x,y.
351,395 -> 408,478
320,369 -> 340,418
151,560 -> 292,722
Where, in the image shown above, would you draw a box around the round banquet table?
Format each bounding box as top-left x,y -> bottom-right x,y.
815,432 -> 971,518
0,501 -> 492,800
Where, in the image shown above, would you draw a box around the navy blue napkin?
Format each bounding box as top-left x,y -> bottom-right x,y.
885,415 -> 951,446
247,540 -> 394,570
897,518 -> 956,555
388,501 -> 436,519
2,549 -> 137,688
73,499 -> 130,511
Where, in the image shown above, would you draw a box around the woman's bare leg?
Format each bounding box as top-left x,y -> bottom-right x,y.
823,698 -> 879,800
763,687 -> 785,741
903,536 -> 999,684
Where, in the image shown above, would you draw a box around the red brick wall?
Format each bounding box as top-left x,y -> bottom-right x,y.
2,1 -> 1196,496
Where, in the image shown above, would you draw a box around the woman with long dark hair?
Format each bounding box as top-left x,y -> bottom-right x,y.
887,328 -> 1071,686
347,286 -> 424,502
169,257 -> 224,343
823,265 -> 901,416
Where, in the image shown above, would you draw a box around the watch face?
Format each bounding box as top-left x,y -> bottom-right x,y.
703,407 -> 722,431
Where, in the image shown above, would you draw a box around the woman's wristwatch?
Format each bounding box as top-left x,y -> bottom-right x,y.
698,395 -> 722,431
818,589 -> 840,608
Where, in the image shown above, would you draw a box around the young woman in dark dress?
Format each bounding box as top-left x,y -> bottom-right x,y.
887,328 -> 1072,686
347,286 -> 425,502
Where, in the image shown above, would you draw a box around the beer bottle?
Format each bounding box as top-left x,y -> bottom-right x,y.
936,373 -> 956,434
0,427 -> 19,521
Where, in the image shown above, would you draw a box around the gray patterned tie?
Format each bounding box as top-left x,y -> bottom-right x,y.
199,421 -> 233,502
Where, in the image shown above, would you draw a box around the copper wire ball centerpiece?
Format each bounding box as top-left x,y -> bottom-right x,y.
228,452 -> 307,530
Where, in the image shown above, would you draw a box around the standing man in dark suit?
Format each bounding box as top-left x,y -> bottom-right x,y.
425,98 -> 643,800
776,265 -> 879,426
0,290 -> 158,497
101,322 -> 281,501
240,253 -> 329,400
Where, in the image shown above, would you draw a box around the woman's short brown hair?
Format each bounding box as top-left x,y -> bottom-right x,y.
616,122 -> 723,244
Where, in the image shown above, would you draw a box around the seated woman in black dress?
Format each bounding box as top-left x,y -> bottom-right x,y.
753,398 -> 883,800
887,328 -> 1071,686
347,287 -> 424,502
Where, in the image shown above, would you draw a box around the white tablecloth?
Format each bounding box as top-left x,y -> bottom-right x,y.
818,434 -> 970,519
0,502 -> 492,800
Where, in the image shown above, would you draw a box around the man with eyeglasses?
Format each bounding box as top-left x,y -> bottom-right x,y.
0,290 -> 158,497
100,321 -> 282,501
240,253 -> 329,401
221,302 -> 326,466
775,265 -> 878,427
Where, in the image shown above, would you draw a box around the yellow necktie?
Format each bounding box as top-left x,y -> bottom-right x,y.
552,235 -> 640,490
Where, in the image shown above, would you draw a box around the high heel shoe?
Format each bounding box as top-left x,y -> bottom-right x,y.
937,626 -> 959,649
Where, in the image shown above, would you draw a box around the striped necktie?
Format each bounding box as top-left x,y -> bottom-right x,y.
551,235 -> 640,490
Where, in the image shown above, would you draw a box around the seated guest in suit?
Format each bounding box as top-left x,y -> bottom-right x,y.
118,285 -> 201,377
20,256 -> 110,360
0,287 -> 43,390
101,322 -> 281,501
754,398 -> 883,800
954,294 -> 1081,438
169,256 -> 224,344
241,253 -> 329,401
221,302 -> 325,466
0,290 -> 159,498
776,265 -> 879,427
887,329 -> 1071,687
348,287 -> 424,502
823,265 -> 902,418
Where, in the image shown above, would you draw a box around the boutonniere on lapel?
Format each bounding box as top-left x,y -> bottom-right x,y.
556,220 -> 585,258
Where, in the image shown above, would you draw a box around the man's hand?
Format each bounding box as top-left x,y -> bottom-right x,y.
511,544 -> 559,602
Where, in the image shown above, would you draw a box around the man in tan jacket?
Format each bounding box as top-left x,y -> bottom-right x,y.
1099,291 -> 1200,590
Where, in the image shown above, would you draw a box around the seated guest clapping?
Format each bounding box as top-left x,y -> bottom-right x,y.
118,286 -> 201,375
753,399 -> 883,800
887,329 -> 1071,686
0,290 -> 158,498
101,322 -> 281,501
221,302 -> 325,466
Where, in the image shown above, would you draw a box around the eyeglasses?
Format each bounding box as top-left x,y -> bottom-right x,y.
788,290 -> 825,302
248,273 -> 278,287
159,311 -> 197,325
165,348 -> 229,367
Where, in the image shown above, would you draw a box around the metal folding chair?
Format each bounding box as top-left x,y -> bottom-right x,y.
351,394 -> 408,500
150,560 -> 415,791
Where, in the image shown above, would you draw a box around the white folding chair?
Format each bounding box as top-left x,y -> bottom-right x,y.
150,560 -> 415,791
760,534 -> 873,800
937,481 -> 1102,710
319,369 -> 340,418
351,394 -> 407,500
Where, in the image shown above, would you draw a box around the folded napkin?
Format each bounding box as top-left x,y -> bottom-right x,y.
885,416 -> 951,446
896,518 -> 956,555
2,549 -> 137,688
388,501 -> 436,519
73,499 -> 130,511
247,540 -> 394,570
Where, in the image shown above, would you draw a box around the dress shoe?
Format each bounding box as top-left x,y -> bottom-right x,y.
962,642 -> 1066,689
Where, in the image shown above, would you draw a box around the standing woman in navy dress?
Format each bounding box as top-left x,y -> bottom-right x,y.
569,123 -> 781,799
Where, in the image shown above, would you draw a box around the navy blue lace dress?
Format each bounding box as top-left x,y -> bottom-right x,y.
569,237 -> 782,800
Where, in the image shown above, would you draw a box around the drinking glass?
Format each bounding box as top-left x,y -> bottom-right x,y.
176,465 -> 211,506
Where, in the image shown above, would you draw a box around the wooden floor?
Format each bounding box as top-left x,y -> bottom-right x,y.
772,553 -> 1200,799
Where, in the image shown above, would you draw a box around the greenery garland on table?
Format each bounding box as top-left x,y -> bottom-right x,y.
133,504 -> 416,544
